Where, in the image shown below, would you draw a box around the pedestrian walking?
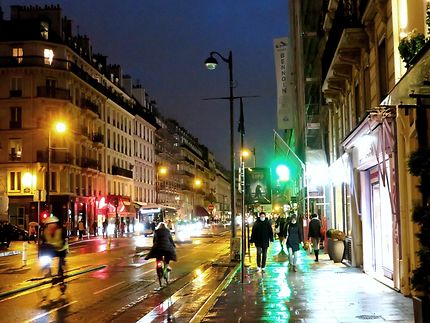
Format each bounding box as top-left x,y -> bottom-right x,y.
78,220 -> 85,240
307,213 -> 322,262
286,214 -> 303,272
250,212 -> 274,272
93,221 -> 98,237
102,219 -> 108,238
275,213 -> 288,254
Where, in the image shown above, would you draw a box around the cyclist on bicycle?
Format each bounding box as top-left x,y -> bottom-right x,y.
145,222 -> 176,270
39,216 -> 68,277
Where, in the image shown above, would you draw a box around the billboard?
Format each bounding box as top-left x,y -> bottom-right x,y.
245,168 -> 271,205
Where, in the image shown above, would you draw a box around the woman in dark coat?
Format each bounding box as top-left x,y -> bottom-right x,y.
145,222 -> 177,269
307,213 -> 322,262
250,212 -> 274,271
286,214 -> 303,272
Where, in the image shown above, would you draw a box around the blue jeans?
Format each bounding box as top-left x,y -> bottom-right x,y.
256,246 -> 268,268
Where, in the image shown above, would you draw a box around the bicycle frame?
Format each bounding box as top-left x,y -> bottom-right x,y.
156,256 -> 169,287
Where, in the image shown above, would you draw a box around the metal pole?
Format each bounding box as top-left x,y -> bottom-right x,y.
227,51 -> 236,238
240,98 -> 245,282
47,129 -> 51,215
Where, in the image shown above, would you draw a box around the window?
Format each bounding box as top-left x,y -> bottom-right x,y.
10,107 -> 22,129
9,139 -> 22,161
12,47 -> 23,64
378,39 -> 388,101
9,171 -> 21,191
10,77 -> 22,97
44,48 -> 54,65
40,21 -> 49,40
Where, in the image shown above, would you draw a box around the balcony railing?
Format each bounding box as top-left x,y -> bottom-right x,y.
37,86 -> 71,101
92,132 -> 104,143
9,153 -> 21,161
80,98 -> 100,116
80,157 -> 101,171
9,121 -> 21,129
9,90 -> 22,97
112,165 -> 133,179
36,150 -> 73,164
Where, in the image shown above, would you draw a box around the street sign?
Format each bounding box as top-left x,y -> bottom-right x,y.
207,204 -> 214,211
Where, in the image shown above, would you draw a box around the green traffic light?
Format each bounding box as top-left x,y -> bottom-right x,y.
276,164 -> 290,181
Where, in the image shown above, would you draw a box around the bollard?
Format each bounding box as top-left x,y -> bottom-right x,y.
107,236 -> 112,251
22,241 -> 28,266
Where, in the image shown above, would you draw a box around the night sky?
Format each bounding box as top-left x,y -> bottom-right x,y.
1,1 -> 289,169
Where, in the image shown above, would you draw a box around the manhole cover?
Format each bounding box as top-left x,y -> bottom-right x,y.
355,315 -> 381,320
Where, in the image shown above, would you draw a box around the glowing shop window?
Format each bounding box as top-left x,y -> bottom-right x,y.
44,49 -> 54,65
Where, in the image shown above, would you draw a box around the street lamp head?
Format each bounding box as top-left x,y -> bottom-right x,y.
54,121 -> 67,133
204,56 -> 218,70
194,178 -> 202,188
158,166 -> 168,176
241,148 -> 251,158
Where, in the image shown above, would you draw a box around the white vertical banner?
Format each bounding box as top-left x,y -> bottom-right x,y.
273,37 -> 293,129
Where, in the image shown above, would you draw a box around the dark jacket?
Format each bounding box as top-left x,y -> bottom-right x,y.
286,222 -> 303,252
146,227 -> 177,261
250,219 -> 274,248
275,217 -> 289,238
308,217 -> 322,239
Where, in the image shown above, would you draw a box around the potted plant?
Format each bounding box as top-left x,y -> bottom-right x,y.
407,148 -> 430,323
398,29 -> 426,68
326,229 -> 345,263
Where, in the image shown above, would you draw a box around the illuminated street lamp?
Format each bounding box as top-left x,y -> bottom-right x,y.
192,178 -> 202,219
204,50 -> 236,238
47,121 -> 67,213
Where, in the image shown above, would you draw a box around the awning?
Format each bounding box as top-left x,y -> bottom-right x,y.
195,205 -> 210,217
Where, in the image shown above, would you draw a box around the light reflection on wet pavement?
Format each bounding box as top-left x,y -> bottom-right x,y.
202,243 -> 414,323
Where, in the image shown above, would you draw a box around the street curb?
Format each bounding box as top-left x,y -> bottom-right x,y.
0,264 -> 107,299
189,262 -> 240,323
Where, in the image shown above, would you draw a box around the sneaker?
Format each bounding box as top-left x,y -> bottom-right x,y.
261,267 -> 265,272
293,265 -> 297,272
257,266 -> 261,272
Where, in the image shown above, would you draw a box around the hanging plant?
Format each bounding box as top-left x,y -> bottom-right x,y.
407,149 -> 430,299
398,29 -> 427,68
427,3 -> 430,35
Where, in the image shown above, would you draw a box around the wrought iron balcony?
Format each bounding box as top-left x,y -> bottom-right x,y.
80,157 -> 101,171
37,86 -> 71,101
36,150 -> 73,164
112,165 -> 133,178
92,132 -> 104,143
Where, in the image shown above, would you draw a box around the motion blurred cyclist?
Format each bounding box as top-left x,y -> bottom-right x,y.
145,222 -> 176,270
39,216 -> 68,277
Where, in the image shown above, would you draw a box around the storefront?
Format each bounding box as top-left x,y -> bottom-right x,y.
342,110 -> 400,289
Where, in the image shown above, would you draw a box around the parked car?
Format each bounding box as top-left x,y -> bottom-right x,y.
0,222 -> 28,248
9,224 -> 29,241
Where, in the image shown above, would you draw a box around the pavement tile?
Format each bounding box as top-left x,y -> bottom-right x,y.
202,243 -> 414,323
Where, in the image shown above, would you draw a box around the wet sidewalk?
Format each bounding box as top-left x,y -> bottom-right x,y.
200,244 -> 414,323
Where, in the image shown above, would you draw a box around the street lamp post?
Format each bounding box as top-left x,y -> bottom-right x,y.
204,50 -> 236,238
46,121 -> 67,215
156,166 -> 168,205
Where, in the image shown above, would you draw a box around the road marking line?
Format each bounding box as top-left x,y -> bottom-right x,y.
93,281 -> 125,295
24,300 -> 78,323
137,269 -> 154,277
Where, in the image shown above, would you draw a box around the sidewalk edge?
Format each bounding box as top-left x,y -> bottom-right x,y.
189,262 -> 240,323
